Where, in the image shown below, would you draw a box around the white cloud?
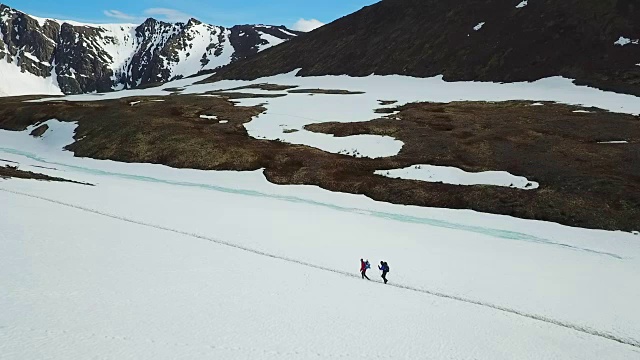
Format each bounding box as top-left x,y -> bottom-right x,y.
143,8 -> 192,23
103,10 -> 138,22
292,18 -> 325,32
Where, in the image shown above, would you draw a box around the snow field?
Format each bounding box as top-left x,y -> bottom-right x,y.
1,190 -> 637,360
1,122 -> 640,360
375,164 -> 539,189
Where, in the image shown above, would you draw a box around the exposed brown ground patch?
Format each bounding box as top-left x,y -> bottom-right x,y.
0,165 -> 92,185
133,82 -> 164,90
375,107 -> 398,114
29,123 -> 49,137
287,89 -> 365,95
0,96 -> 638,231
203,91 -> 287,99
222,83 -> 299,91
163,87 -> 185,93
306,101 -> 640,230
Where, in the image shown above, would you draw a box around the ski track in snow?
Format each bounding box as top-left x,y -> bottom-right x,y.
0,146 -> 623,260
1,187 -> 638,350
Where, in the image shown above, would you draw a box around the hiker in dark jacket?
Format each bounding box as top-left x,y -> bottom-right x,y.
379,261 -> 390,284
360,259 -> 370,280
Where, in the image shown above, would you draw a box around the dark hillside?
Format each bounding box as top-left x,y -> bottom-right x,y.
207,0 -> 640,95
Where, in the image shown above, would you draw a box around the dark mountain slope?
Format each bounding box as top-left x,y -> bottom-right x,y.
207,0 -> 640,95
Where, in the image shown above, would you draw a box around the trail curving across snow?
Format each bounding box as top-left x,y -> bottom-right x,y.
2,187 -> 638,350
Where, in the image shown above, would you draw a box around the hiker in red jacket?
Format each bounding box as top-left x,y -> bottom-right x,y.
360,259 -> 371,280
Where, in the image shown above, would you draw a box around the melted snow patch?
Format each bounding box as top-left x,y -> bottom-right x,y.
26,120 -> 78,150
474,22 -> 485,31
219,120 -> 229,124
516,1 -> 528,8
598,140 -> 628,144
530,102 -> 544,106
573,110 -> 592,113
200,115 -> 218,120
614,37 -> 639,46
376,165 -> 539,190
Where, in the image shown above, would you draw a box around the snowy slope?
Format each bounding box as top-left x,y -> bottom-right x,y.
87,24 -> 139,81
1,121 -> 639,359
160,21 -> 234,81
0,57 -> 62,96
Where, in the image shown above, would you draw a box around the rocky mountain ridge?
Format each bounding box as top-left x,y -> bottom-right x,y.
0,3 -> 300,95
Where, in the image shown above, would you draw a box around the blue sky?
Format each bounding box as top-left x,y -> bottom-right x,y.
2,0 -> 378,30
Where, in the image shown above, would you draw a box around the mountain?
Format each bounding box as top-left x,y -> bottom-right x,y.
0,3 -> 300,96
207,0 -> 640,96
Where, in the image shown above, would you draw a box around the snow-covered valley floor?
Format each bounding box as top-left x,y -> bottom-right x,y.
1,118 -> 640,359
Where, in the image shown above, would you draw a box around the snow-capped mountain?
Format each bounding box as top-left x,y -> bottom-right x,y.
0,3 -> 300,96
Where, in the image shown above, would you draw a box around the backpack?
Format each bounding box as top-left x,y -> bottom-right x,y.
365,261 -> 371,269
384,262 -> 390,272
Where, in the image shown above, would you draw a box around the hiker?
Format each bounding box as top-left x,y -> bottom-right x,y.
360,259 -> 371,280
379,261 -> 390,284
